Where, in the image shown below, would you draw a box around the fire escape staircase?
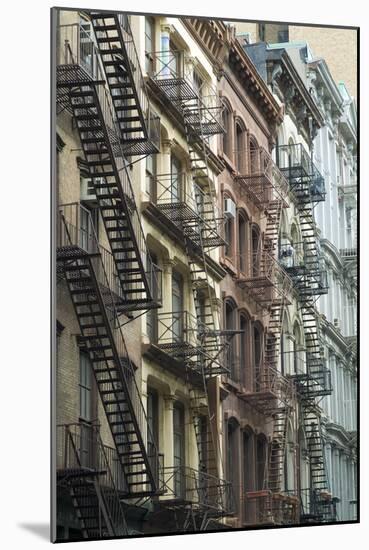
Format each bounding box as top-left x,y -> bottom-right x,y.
90,12 -> 159,156
276,144 -> 333,523
57,212 -> 161,498
57,425 -> 128,538
57,26 -> 158,313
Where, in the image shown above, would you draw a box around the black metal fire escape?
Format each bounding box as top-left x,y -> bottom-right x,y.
147,53 -> 234,530
90,12 -> 160,156
56,15 -> 164,536
276,143 -> 335,523
57,206 -> 161,501
57,21 -> 159,313
57,423 -> 128,538
231,149 -> 298,525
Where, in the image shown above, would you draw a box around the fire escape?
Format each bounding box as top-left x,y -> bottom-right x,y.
144,50 -> 235,530
232,148 -> 297,525
57,18 -> 160,313
56,13 -> 163,538
276,143 -> 335,523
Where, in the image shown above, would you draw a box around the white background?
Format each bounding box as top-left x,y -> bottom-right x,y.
1,0 -> 366,547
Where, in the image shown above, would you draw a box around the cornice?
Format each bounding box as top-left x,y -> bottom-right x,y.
229,40 -> 283,125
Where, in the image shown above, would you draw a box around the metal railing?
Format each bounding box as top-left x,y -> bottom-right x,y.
148,310 -> 229,376
57,203 -> 162,307
234,146 -> 289,206
253,364 -> 295,400
105,14 -> 161,151
278,242 -> 328,293
57,423 -> 127,536
236,251 -> 293,289
275,143 -> 326,199
149,173 -> 224,245
57,24 -> 158,307
161,465 -> 234,516
244,490 -> 299,525
148,50 -> 224,135
340,248 -> 357,259
57,208 -> 162,487
299,487 -> 336,522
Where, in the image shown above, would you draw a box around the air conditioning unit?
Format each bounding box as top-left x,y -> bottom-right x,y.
224,197 -> 236,218
81,177 -> 97,202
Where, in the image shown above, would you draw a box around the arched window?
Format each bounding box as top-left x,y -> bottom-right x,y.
239,313 -> 249,387
227,418 -> 240,513
225,299 -> 237,380
249,137 -> 259,174
299,427 -> 310,514
224,194 -> 235,258
280,313 -> 290,375
251,225 -> 261,276
235,122 -> 245,172
253,323 -> 263,391
243,428 -> 255,523
221,103 -> 232,158
283,423 -> 295,493
256,434 -> 268,491
238,211 -> 249,273
293,322 -> 304,374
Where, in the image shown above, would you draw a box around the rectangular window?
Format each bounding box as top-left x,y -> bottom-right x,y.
173,402 -> 185,498
146,154 -> 157,200
172,271 -> 183,342
79,352 -> 92,422
147,388 -> 159,482
145,17 -> 155,74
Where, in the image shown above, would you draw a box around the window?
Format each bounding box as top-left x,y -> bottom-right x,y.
224,195 -> 234,258
172,271 -> 183,341
235,123 -> 244,172
222,105 -> 232,158
147,252 -> 159,342
238,212 -> 248,273
227,418 -> 239,513
170,154 -> 182,202
79,352 -> 92,422
256,435 -> 267,490
146,154 -> 157,200
147,388 -> 159,482
253,325 -> 262,391
249,139 -> 259,174
173,402 -> 185,498
193,71 -> 203,100
145,17 -> 155,74
251,226 -> 261,276
79,204 -> 98,252
243,429 -> 254,523
225,300 -> 237,381
79,16 -> 95,77
240,314 -> 248,387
